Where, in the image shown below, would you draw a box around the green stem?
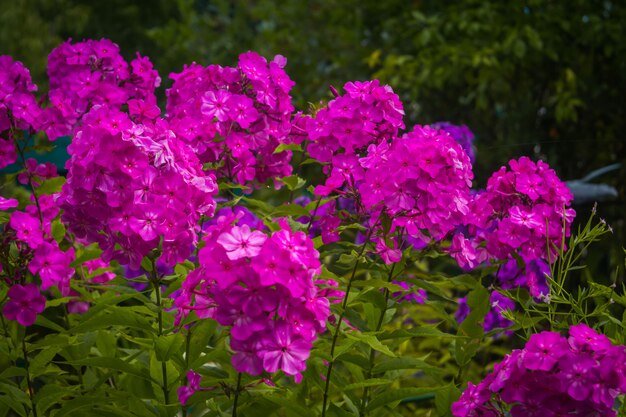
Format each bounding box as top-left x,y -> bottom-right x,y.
151,266 -> 169,404
306,197 -> 323,234
182,323 -> 194,417
321,227 -> 375,417
232,372 -> 242,417
13,132 -> 44,226
21,337 -> 38,417
0,313 -> 13,356
360,262 -> 397,415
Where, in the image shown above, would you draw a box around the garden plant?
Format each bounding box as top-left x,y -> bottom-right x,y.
0,38 -> 625,417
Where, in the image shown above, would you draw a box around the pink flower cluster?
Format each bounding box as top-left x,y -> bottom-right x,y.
301,83 -> 474,260
453,324 -> 626,417
449,157 -> 574,297
166,52 -> 295,185
304,80 -> 405,196
174,212 -> 332,381
0,56 -> 42,167
2,284 -> 46,327
43,38 -> 160,139
58,105 -> 217,268
358,125 -> 473,243
2,167 -> 74,325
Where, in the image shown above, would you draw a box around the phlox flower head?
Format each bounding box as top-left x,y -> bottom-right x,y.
174,211 -> 334,382
305,80 -> 405,196
0,56 -> 42,142
2,283 -> 46,326
452,324 -> 626,417
460,157 -> 574,267
58,105 -> 217,268
358,125 -> 473,243
42,39 -> 160,139
166,52 -> 296,186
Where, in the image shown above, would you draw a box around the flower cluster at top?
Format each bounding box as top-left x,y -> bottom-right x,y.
174,211 -> 334,382
301,82 -> 475,261
43,38 -> 160,139
450,157 -> 575,298
357,125 -> 473,243
452,324 -> 626,417
166,52 -> 295,185
58,105 -> 217,268
0,56 -> 41,168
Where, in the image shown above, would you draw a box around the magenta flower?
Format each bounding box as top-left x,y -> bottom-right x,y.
217,225 -> 267,260
259,323 -> 311,377
568,323 -> 613,354
2,284 -> 46,326
9,211 -> 43,249
177,370 -> 202,405
227,95 -> 259,128
0,196 -> 18,210
28,242 -> 75,294
523,331 -> 569,371
454,325 -> 626,417
201,90 -> 231,122
176,212 -> 330,383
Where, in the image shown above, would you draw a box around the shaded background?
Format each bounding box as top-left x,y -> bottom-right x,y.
1,0 -> 624,279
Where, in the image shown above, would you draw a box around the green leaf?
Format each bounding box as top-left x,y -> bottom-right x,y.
141,256 -> 154,272
351,279 -> 405,293
454,286 -> 490,366
0,367 -> 26,379
0,382 -> 31,412
457,286 -> 490,338
66,306 -> 154,334
70,245 -> 103,268
37,177 -> 66,195
35,384 -> 76,416
154,333 -> 185,362
50,220 -> 66,243
435,383 -> 461,417
271,203 -> 311,218
273,143 -> 302,154
262,395 -> 315,417
343,378 -> 393,391
344,332 -> 396,357
380,326 -> 457,341
366,387 -> 436,412
50,396 -> 112,417
66,357 -> 156,384
279,175 -> 307,191
29,346 -> 63,374
372,357 -> 441,374
35,315 -> 65,332
187,320 -> 217,365
95,330 -> 118,358
0,396 -> 27,417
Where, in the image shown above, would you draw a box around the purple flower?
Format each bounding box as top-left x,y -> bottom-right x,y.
2,284 -> 46,326
259,322 -> 311,377
523,331 -> 569,371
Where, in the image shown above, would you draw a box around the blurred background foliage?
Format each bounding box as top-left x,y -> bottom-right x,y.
1,0 -> 624,277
